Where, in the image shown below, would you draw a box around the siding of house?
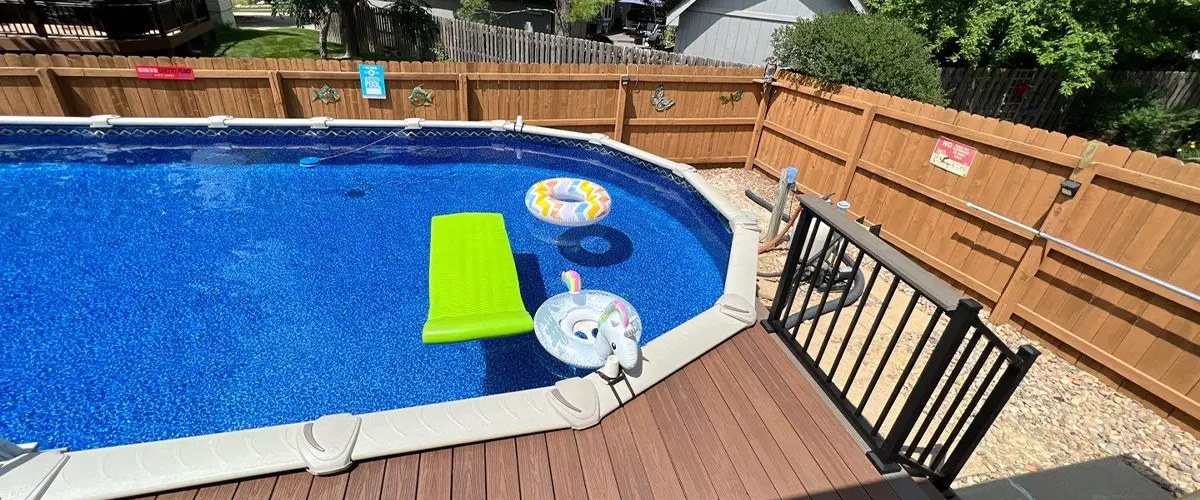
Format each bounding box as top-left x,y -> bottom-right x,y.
675,0 -> 850,64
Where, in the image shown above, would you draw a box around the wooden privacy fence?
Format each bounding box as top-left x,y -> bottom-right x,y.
1,55 -> 1199,434
940,67 -> 1200,130
0,54 -> 762,167
750,73 -> 1200,433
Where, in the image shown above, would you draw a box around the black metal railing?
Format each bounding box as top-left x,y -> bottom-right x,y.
0,0 -> 208,40
763,194 -> 1039,493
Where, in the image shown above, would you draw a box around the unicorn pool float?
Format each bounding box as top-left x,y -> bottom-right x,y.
534,270 -> 642,371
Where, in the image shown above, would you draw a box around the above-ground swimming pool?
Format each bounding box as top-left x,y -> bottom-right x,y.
0,123 -> 733,451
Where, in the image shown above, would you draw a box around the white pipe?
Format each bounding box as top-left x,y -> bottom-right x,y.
224,118 -> 311,127
108,117 -> 209,127
966,202 -> 1200,304
0,116 -> 91,126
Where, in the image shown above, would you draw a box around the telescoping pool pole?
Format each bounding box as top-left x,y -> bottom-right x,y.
965,202 -> 1200,304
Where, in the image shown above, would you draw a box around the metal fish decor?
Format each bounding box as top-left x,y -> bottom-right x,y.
718,89 -> 744,104
650,84 -> 675,112
409,85 -> 434,107
312,85 -> 341,104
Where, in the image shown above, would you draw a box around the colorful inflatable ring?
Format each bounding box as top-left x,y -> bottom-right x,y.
525,178 -> 611,227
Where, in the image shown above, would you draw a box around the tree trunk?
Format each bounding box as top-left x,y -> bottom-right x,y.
553,0 -> 569,36
318,13 -> 331,59
338,0 -> 361,58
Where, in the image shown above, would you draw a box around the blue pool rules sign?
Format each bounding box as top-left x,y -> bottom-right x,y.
358,64 -> 387,100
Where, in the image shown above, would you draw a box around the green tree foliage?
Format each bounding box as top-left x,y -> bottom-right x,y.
866,0 -> 1200,95
1065,83 -> 1200,156
771,12 -> 946,104
457,0 -> 607,35
274,0 -> 437,59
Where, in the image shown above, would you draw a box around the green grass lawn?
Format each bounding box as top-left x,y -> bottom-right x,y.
203,27 -> 343,59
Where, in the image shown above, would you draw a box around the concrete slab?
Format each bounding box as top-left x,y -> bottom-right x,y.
957,457 -> 1173,500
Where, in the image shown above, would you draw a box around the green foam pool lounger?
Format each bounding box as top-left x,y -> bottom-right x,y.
422,212 -> 534,344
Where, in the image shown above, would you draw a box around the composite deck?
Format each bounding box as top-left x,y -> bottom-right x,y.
127,324 -> 944,500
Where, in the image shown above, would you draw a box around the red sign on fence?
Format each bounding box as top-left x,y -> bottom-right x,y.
930,136 -> 977,176
134,65 -> 195,81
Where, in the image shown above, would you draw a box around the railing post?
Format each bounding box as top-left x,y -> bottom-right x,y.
870,297 -> 981,472
932,345 -> 1040,492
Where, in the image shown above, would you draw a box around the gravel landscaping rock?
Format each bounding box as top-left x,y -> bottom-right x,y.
698,167 -> 1200,498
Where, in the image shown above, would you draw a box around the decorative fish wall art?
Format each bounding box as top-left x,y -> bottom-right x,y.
650,84 -> 675,112
719,89 -> 744,104
409,86 -> 434,107
312,85 -> 342,104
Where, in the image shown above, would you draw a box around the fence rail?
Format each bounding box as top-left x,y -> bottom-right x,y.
763,194 -> 1039,490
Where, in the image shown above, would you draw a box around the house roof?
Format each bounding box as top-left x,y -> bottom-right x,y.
667,0 -> 865,26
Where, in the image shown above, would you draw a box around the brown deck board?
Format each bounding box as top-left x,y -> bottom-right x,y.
672,364 -> 781,499
516,434 -> 554,500
621,396 -> 687,499
416,449 -> 453,500
543,430 -> 588,500
741,329 -> 906,500
381,455 -> 420,500
307,473 -> 349,500
344,459 -> 386,500
484,439 -> 521,500
270,472 -> 314,500
599,407 -> 655,500
452,443 -> 486,500
718,339 -> 872,500
232,477 -> 278,500
642,385 -> 721,500
124,324 -> 941,500
658,374 -> 753,500
692,356 -> 811,498
572,425 -> 622,500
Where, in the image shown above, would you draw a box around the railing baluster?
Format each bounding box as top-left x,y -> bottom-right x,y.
904,328 -> 983,457
815,242 -> 865,364
918,342 -> 996,464
804,234 -> 849,348
843,278 -> 898,398
787,223 -> 837,342
768,209 -> 814,325
874,308 -> 943,434
871,298 -> 979,472
932,346 -> 1040,491
856,292 -> 920,415
828,261 -> 880,380
929,356 -> 1005,469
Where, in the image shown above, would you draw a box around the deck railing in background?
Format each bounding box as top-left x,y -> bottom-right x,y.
0,0 -> 208,40
763,194 -> 1039,492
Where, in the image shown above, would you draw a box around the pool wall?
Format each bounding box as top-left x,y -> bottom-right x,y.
0,115 -> 759,500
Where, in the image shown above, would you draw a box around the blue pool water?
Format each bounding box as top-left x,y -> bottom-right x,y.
0,127 -> 731,451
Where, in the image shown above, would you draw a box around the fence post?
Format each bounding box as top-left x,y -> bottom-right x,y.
266,70 -> 287,118
457,73 -> 470,120
36,68 -> 68,116
613,76 -> 628,142
743,81 -> 772,170
871,298 -> 981,472
933,345 -> 1040,491
990,141 -> 1101,323
836,104 -> 876,200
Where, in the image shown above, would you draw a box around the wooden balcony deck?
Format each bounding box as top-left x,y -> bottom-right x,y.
126,324 -> 944,500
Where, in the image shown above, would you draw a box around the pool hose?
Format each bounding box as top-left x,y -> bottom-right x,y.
747,189 -> 866,327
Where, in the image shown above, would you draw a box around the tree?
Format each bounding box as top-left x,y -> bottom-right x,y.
273,0 -> 337,58
457,0 -> 608,35
772,12 -> 946,104
274,0 -> 438,59
865,0 -> 1200,95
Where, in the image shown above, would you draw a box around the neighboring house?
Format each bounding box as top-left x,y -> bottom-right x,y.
0,0 -> 218,54
394,0 -> 612,34
666,0 -> 862,64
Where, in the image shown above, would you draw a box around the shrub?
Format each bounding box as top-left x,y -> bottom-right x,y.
1065,84 -> 1200,157
771,12 -> 946,105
